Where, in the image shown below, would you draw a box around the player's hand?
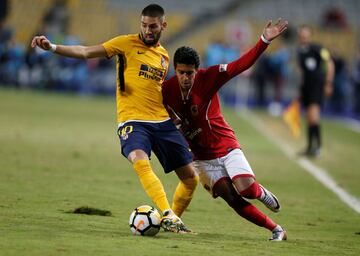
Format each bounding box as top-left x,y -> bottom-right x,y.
262,18 -> 288,42
31,35 -> 52,51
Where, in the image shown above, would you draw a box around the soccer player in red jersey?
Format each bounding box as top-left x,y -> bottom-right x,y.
162,19 -> 288,241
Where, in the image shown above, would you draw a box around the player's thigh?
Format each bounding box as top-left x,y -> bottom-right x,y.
193,159 -> 228,198
152,120 -> 193,173
222,149 -> 255,180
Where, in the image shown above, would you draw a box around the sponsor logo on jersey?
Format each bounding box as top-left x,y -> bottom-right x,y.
187,128 -> 202,140
138,64 -> 165,81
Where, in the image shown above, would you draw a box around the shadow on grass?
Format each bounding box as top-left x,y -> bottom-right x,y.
66,206 -> 112,217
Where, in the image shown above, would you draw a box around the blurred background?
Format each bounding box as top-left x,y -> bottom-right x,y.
1,0 -> 359,119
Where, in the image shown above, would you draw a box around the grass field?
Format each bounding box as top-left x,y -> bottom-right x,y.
0,88 -> 359,255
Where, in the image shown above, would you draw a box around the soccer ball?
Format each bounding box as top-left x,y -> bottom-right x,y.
129,205 -> 161,236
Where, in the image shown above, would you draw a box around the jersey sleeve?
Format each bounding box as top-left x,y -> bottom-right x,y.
201,38 -> 269,98
102,35 -> 131,58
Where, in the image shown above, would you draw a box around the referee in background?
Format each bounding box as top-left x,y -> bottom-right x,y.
297,25 -> 334,157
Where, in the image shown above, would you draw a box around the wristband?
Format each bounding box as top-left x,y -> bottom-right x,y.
261,34 -> 271,44
50,44 -> 57,52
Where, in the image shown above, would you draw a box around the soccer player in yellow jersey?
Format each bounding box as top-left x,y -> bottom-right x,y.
31,4 -> 198,233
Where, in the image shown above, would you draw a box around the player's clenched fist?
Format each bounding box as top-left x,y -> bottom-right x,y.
31,35 -> 52,51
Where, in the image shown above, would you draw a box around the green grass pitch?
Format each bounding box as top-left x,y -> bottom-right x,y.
0,88 -> 359,255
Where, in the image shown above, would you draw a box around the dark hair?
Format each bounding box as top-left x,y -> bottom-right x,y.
173,46 -> 200,69
141,4 -> 165,18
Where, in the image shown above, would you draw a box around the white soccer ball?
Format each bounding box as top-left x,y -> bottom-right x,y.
129,205 -> 161,236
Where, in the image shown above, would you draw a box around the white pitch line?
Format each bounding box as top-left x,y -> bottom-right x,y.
240,110 -> 360,214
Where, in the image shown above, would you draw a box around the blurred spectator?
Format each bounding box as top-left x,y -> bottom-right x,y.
205,38 -> 240,67
0,18 -> 26,86
328,50 -> 349,114
322,7 -> 348,30
205,39 -> 227,66
0,0 -> 8,22
251,54 -> 270,107
43,0 -> 69,36
252,27 -> 295,111
15,0 -> 117,95
351,47 -> 360,115
267,46 -> 291,116
205,39 -> 240,106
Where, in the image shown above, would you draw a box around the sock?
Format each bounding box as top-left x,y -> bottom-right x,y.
307,125 -> 315,150
308,124 -> 321,150
133,159 -> 170,212
313,124 -> 321,149
172,175 -> 199,217
228,195 -> 277,231
239,181 -> 262,199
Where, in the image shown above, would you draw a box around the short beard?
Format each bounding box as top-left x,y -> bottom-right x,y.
141,31 -> 161,46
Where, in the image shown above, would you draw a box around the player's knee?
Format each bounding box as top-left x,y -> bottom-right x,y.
238,181 -> 262,199
182,175 -> 199,189
175,163 -> 198,180
128,149 -> 149,163
233,177 -> 255,193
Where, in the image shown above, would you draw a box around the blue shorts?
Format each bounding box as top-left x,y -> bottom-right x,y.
117,119 -> 193,173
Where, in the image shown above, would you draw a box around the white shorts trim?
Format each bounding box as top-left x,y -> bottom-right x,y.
194,149 -> 255,197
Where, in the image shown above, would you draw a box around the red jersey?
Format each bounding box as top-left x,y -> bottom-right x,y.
162,38 -> 268,160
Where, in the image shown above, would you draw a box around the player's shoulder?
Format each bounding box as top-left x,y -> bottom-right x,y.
111,33 -> 138,41
104,33 -> 139,46
196,68 -> 208,76
155,43 -> 169,58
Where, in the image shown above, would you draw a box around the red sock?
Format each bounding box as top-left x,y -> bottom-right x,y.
230,195 -> 277,231
239,182 -> 262,199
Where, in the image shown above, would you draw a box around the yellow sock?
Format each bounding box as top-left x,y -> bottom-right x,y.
133,159 -> 170,212
172,175 -> 199,217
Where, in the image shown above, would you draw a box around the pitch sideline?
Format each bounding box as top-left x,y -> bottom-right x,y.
240,110 -> 360,214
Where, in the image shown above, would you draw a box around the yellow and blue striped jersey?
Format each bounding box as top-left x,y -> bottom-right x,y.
103,34 -> 170,123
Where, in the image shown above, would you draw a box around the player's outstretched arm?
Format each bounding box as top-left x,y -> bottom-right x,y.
262,18 -> 288,42
30,35 -> 107,59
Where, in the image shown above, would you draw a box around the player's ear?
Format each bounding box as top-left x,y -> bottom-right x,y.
161,21 -> 167,30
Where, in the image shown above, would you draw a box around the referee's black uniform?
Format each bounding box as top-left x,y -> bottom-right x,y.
298,43 -> 327,107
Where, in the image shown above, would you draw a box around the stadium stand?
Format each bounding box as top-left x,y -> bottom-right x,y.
7,0 -> 52,44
